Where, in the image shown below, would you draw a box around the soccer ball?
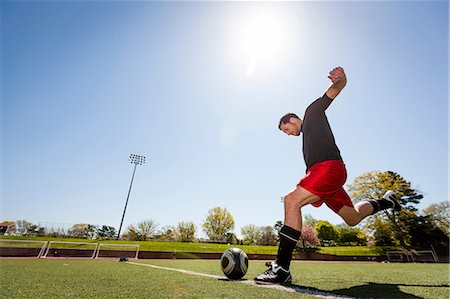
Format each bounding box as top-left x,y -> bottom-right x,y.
220,248 -> 249,280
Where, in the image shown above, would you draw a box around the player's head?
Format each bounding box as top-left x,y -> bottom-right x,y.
279,113 -> 302,136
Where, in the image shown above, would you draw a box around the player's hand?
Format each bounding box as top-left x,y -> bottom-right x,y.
328,66 -> 346,85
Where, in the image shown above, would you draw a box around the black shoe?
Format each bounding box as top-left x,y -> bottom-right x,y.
383,190 -> 401,211
254,261 -> 292,285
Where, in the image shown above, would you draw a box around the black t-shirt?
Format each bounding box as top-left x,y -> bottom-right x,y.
301,93 -> 342,169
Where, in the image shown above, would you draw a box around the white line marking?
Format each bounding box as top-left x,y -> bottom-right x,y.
127,261 -> 222,279
126,261 -> 356,299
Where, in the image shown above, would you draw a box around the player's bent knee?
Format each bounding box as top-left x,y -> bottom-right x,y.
338,206 -> 363,227
283,194 -> 297,206
283,194 -> 302,209
343,218 -> 360,227
284,193 -> 311,209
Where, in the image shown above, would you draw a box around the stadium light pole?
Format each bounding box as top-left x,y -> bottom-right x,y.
116,154 -> 146,240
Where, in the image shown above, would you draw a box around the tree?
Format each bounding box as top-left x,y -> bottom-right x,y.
304,214 -> 319,228
122,224 -> 143,241
136,220 -> 158,241
423,201 -> 450,235
348,171 -> 422,211
97,225 -> 116,239
298,225 -> 320,247
16,220 -> 34,236
156,226 -> 176,241
27,224 -> 39,236
371,217 -> 396,246
47,229 -> 66,238
315,221 -> 339,243
0,221 -> 16,235
356,230 -> 368,246
336,224 -> 366,245
202,207 -> 235,242
407,213 -> 449,254
347,170 -> 423,246
226,233 -> 239,245
68,224 -> 97,239
274,221 -> 283,235
241,224 -> 262,245
31,225 -> 45,237
257,226 -> 277,246
176,221 -> 196,242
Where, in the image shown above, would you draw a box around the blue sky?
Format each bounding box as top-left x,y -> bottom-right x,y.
1,1 -> 448,238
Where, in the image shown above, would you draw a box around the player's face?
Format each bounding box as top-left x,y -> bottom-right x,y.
280,121 -> 301,136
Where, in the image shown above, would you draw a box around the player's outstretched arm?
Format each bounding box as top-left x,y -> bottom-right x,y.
325,66 -> 347,100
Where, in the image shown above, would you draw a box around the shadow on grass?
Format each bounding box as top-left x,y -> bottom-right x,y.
218,277 -> 449,299
288,281 -> 450,299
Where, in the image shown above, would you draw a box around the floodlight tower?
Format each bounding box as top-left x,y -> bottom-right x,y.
116,154 -> 146,240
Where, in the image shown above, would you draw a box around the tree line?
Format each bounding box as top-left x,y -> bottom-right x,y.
1,170 -> 448,253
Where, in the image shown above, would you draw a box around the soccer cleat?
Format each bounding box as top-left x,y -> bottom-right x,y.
382,190 -> 401,211
254,261 -> 292,285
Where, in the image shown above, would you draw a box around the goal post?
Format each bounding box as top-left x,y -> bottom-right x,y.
411,250 -> 439,263
0,239 -> 49,258
41,241 -> 99,259
94,243 -> 140,259
385,250 -> 414,262
386,249 -> 439,263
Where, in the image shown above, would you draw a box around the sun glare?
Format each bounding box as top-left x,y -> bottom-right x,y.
228,9 -> 294,79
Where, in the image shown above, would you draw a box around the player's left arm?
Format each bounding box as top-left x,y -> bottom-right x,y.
325,66 -> 347,100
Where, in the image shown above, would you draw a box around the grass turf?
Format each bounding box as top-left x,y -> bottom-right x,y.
1,259 -> 448,298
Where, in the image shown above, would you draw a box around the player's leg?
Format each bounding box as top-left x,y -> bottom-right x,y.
324,188 -> 362,226
368,190 -> 402,212
255,160 -> 343,284
255,186 -> 321,284
337,190 -> 401,226
279,186 -> 320,266
283,186 -> 321,231
338,201 -> 374,226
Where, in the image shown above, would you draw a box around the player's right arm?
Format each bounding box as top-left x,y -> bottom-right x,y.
325,66 -> 347,100
306,67 -> 347,114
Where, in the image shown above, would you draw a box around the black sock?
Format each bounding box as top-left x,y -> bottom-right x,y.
276,225 -> 301,270
367,198 -> 395,214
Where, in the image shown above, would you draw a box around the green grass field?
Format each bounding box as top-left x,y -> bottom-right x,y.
1,259 -> 448,298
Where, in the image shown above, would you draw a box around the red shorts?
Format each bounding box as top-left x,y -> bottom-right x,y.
297,160 -> 353,213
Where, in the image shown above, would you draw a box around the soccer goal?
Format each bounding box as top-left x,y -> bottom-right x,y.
0,239 -> 48,258
94,243 -> 140,259
41,241 -> 99,259
410,250 -> 439,263
386,249 -> 439,263
385,250 -> 414,262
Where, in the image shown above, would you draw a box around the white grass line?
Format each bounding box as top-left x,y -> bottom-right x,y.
127,261 -> 222,279
126,262 -> 356,299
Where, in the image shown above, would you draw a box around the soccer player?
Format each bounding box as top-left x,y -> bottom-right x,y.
254,66 -> 401,285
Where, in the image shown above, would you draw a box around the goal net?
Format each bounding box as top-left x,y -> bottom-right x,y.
41,241 -> 99,258
94,243 -> 140,259
386,249 -> 439,263
0,239 -> 48,258
410,250 -> 439,263
385,250 -> 414,262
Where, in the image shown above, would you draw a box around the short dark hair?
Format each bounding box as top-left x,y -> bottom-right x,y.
278,113 -> 299,129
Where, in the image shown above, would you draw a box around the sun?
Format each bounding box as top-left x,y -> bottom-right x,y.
228,9 -> 295,79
